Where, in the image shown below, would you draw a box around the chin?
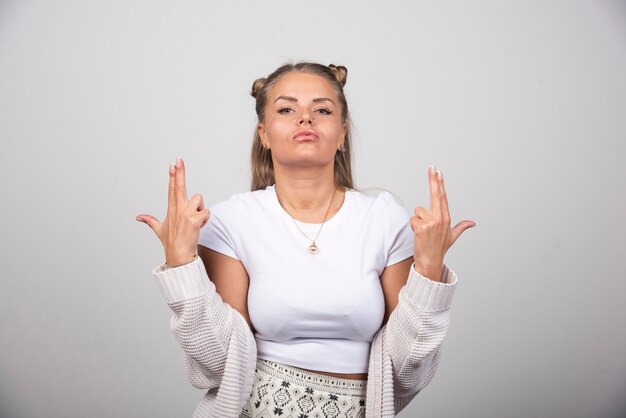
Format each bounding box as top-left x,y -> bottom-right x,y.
278,155 -> 335,168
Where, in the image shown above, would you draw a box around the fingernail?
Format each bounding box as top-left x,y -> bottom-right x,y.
436,169 -> 442,179
169,164 -> 175,174
429,165 -> 436,174
135,216 -> 142,222
176,157 -> 182,167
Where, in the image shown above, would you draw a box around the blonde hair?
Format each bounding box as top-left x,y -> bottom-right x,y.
250,62 -> 354,191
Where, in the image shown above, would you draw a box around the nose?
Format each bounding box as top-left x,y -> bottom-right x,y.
298,111 -> 314,126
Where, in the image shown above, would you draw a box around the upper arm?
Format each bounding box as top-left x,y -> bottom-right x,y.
198,244 -> 253,330
380,257 -> 413,324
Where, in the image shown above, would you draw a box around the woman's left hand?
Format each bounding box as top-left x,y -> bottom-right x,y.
410,165 -> 476,281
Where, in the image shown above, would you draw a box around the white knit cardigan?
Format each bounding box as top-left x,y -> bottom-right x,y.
153,257 -> 457,418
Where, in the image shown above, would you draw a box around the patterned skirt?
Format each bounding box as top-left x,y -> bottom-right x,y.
240,358 -> 367,418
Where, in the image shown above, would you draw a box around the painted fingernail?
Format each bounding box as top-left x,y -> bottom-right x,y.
169,164 -> 175,174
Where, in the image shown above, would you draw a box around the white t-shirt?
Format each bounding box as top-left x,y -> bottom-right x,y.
198,185 -> 414,373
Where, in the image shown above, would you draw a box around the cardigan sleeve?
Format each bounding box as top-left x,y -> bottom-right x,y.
152,257 -> 257,418
383,263 -> 457,414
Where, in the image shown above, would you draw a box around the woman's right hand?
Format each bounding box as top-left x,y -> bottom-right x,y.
136,157 -> 210,266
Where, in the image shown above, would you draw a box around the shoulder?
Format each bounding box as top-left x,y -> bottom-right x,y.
199,186 -> 276,254
348,189 -> 410,218
210,186 -> 275,217
205,186 -> 276,235
348,189 -> 413,264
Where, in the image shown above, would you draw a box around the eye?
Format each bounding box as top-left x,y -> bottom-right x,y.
278,107 -> 294,114
315,108 -> 332,115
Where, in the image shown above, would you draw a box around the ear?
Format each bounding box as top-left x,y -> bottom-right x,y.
338,122 -> 347,148
257,122 -> 270,148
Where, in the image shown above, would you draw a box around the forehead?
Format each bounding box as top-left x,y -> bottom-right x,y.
269,72 -> 338,100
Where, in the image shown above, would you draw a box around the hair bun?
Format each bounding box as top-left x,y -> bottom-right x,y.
251,78 -> 267,98
328,64 -> 348,87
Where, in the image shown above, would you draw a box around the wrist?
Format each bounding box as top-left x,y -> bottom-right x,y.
165,248 -> 198,266
161,254 -> 198,271
412,262 -> 443,282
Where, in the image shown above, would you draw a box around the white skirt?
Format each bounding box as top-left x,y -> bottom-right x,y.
240,358 -> 367,418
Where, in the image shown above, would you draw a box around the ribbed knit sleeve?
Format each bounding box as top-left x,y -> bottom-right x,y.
153,257 -> 257,418
366,264 -> 457,417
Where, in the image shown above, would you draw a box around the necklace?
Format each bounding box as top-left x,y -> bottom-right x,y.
276,186 -> 337,255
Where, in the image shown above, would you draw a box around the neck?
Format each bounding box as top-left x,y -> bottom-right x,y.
274,167 -> 344,222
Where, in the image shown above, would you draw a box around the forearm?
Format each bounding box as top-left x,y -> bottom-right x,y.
153,256 -> 256,389
384,263 -> 457,396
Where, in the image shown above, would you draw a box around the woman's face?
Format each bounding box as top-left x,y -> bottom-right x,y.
258,72 -> 346,170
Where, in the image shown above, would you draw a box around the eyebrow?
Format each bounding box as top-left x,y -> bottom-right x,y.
273,95 -> 336,105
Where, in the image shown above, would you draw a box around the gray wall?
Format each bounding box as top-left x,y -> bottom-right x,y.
1,1 -> 624,417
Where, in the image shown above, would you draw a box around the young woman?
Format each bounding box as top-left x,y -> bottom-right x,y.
137,63 -> 475,418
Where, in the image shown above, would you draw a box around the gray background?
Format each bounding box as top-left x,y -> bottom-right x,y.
1,0 -> 624,417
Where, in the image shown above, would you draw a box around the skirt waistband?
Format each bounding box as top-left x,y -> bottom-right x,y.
256,358 -> 367,397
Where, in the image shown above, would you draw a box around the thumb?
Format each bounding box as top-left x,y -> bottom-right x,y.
450,220 -> 476,245
136,214 -> 163,237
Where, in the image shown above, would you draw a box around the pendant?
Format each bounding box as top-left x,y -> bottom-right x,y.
308,242 -> 318,254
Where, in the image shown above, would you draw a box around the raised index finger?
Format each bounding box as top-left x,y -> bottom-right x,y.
175,157 -> 188,205
167,163 -> 176,215
428,165 -> 441,213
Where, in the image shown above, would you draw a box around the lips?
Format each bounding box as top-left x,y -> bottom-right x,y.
293,130 -> 319,141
